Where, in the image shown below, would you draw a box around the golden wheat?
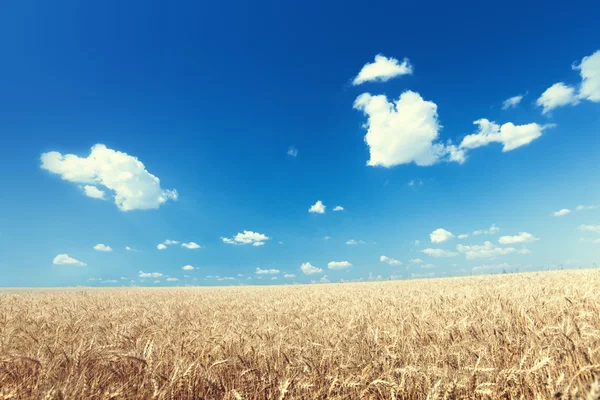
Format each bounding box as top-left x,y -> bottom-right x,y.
1,269 -> 600,399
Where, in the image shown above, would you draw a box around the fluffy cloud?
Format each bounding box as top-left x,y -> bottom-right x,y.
473,225 -> 500,235
284,273 -> 296,278
221,231 -> 270,246
328,261 -> 352,269
354,91 -> 464,167
93,243 -> 112,252
457,241 -> 516,259
40,144 -> 177,211
333,206 -> 344,211
352,54 -> 413,85
157,239 -> 179,250
256,267 -> 280,275
380,256 -> 402,265
319,275 -> 331,283
346,239 -> 366,245
157,244 -> 167,250
138,270 -> 163,278
309,200 -> 326,214
409,258 -> 423,264
430,228 -> 454,243
422,248 -> 459,258
576,50 -> 600,102
552,209 -> 571,217
287,146 -> 298,157
181,242 -> 201,249
166,277 -> 178,282
502,93 -> 525,110
536,83 -> 578,114
53,254 -> 86,266
83,185 -> 105,199
460,119 -> 554,153
300,262 -> 322,275
182,265 -> 195,271
498,232 -> 539,244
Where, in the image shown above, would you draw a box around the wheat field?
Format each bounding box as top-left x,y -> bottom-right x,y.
1,269 -> 600,399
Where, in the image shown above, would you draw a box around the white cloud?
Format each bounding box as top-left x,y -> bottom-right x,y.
473,224 -> 500,235
255,267 -> 280,275
354,91 -> 464,167
576,204 -> 599,211
457,234 -> 469,239
40,144 -> 177,211
409,258 -> 423,264
333,206 -> 344,211
157,244 -> 167,250
287,146 -> 298,157
271,277 -> 278,280
579,225 -> 600,234
421,264 -> 435,269
319,275 -> 331,283
576,50 -> 600,102
379,256 -> 401,265
182,265 -> 195,271
422,248 -> 459,258
502,93 -> 525,110
100,279 -> 117,284
324,236 -> 331,240
157,239 -> 179,250
252,241 -> 265,247
309,200 -> 326,214
498,232 -> 539,244
53,254 -> 86,266
460,119 -> 553,152
518,249 -> 532,255
552,208 -> 571,217
154,280 -> 160,284
93,243 -> 113,252
166,277 -> 178,282
284,273 -> 296,278
411,272 -> 435,279
83,185 -> 105,199
457,241 -> 516,259
414,240 -> 420,246
430,228 -> 454,243
217,277 -> 235,281
181,242 -> 201,249
346,239 -> 366,245
536,82 -> 579,114
300,262 -> 322,275
125,246 -> 137,251
138,270 -> 163,278
328,261 -> 352,269
352,54 -> 413,85
221,230 -> 270,246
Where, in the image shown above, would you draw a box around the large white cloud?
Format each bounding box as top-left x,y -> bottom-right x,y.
498,232 -> 539,244
53,254 -> 86,266
41,144 -> 177,211
352,54 -> 413,85
430,228 -> 454,243
328,261 -> 352,269
460,119 -> 554,152
354,91 -> 465,167
222,231 -> 270,246
576,50 -> 600,102
300,262 -> 322,275
93,244 -> 113,252
309,201 -> 326,214
536,83 -> 579,114
456,241 -> 515,259
421,248 -> 459,258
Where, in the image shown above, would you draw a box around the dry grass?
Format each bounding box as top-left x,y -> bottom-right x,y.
2,269 -> 600,399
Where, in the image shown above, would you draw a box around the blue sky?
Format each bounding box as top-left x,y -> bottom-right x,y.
1,0 -> 599,287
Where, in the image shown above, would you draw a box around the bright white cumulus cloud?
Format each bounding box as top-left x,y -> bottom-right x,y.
380,256 -> 401,265
422,248 -> 458,258
53,254 -> 86,266
256,267 -> 280,275
457,241 -> 516,259
328,261 -> 352,269
181,242 -> 201,249
498,232 -> 539,244
83,185 -> 105,199
182,265 -> 195,271
354,91 -> 465,167
536,83 -> 578,114
40,144 -> 177,211
430,228 -> 454,243
300,262 -> 322,275
93,243 -> 112,252
460,119 -> 554,153
309,200 -> 326,214
222,230 -> 270,246
138,270 -> 163,278
552,209 -> 571,217
502,93 -> 525,110
352,54 -> 413,85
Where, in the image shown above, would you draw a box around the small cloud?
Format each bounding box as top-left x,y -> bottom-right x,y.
421,264 -> 435,269
83,185 -> 105,199
352,54 -> 413,85
552,209 -> 571,217
287,146 -> 298,157
300,262 -> 322,275
409,258 -> 423,264
579,224 -> 600,234
333,206 -> 344,211
138,270 -> 163,278
576,204 -> 599,211
125,246 -> 137,252
53,254 -> 86,266
408,180 -> 415,186
181,242 -> 201,249
255,267 -> 280,275
309,200 -> 326,214
380,256 -> 401,265
536,82 -> 578,114
411,272 -> 435,279
422,248 -> 459,258
430,228 -> 454,243
472,224 -> 500,235
328,261 -> 352,269
154,280 -> 161,283
346,239 -> 366,245
182,265 -> 195,271
284,273 -> 296,278
498,232 -> 539,244
319,275 -> 330,283
157,239 -> 179,250
518,249 -> 532,255
414,240 -> 421,246
324,236 -> 331,240
93,243 -> 113,252
457,234 -> 469,239
501,93 -> 526,110
166,277 -> 178,282
157,244 -> 167,250
100,279 -> 117,283
221,230 -> 270,246
457,242 -> 516,259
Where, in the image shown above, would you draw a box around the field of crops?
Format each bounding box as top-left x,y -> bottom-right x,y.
2,269 -> 600,399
